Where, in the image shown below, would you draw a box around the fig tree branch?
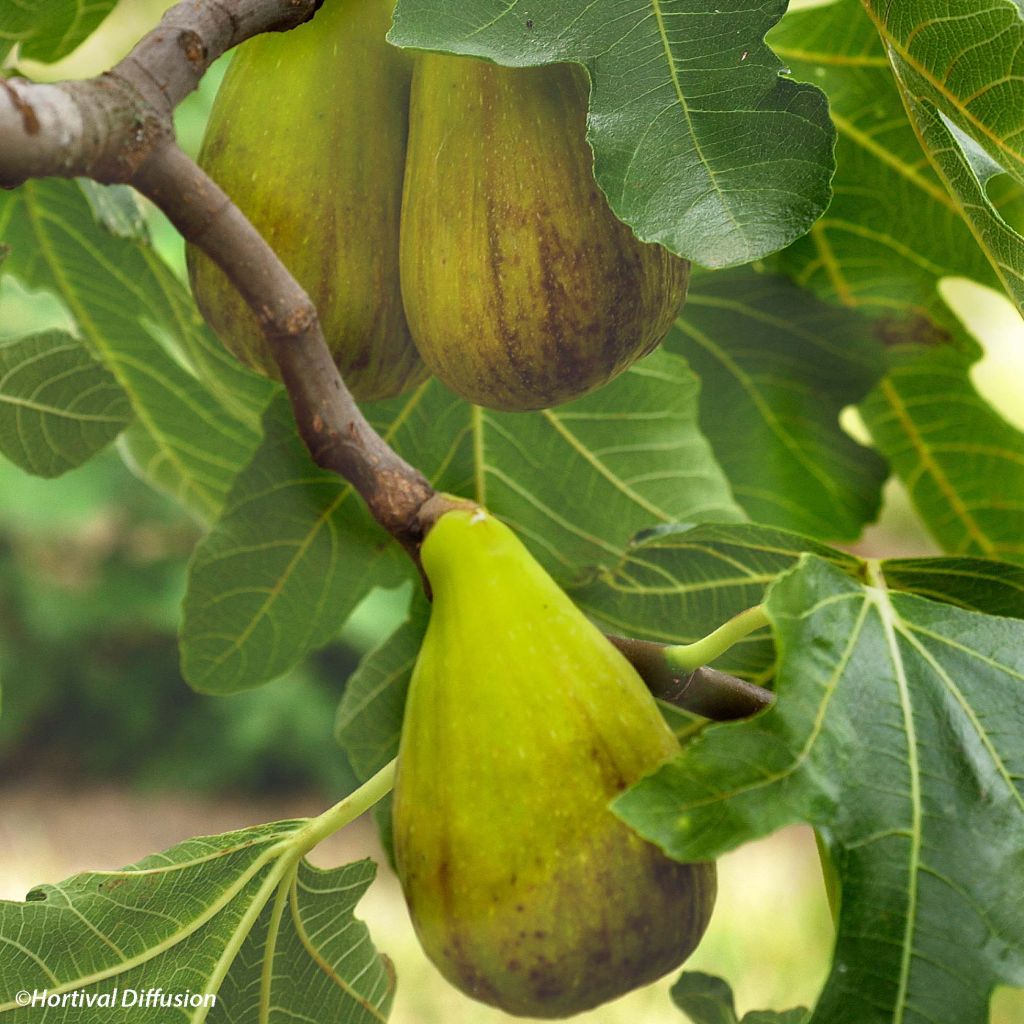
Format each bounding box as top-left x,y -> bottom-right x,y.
0,0 -> 436,555
0,1 -> 327,187
0,0 -> 766,713
608,636 -> 774,720
131,142 -> 434,554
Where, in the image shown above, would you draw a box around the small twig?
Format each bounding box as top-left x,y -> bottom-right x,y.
608,634 -> 774,721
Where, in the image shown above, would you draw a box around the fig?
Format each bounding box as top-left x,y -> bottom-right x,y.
393,506 -> 716,1018
399,55 -> 691,411
187,0 -> 425,400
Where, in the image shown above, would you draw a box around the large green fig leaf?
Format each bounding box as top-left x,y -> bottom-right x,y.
860,344 -> 1024,564
770,0 -> 1024,562
0,0 -> 117,64
434,349 -> 742,575
618,555 -> 1024,1024
881,555 -> 1024,617
671,272 -> 887,540
893,92 -> 1024,313
0,180 -> 271,522
182,350 -> 740,693
573,522 -> 1024,681
858,0 -> 1024,314
334,598 -> 426,860
0,329 -> 131,476
390,0 -> 834,268
0,824 -> 393,1023
335,591 -> 429,781
573,523 -> 855,681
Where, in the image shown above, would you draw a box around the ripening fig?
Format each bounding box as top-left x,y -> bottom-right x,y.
393,506 -> 716,1018
399,55 -> 690,411
187,0 -> 426,400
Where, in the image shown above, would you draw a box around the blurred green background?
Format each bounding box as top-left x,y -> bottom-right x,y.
1,3 -> 1023,1022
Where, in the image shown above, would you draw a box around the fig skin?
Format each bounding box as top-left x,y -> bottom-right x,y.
393,507 -> 716,1018
399,55 -> 691,412
187,0 -> 426,400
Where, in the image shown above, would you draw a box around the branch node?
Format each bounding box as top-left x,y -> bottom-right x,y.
177,30 -> 208,68
279,298 -> 318,338
1,79 -> 40,136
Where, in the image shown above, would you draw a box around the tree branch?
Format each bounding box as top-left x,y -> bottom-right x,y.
0,0 -> 440,555
0,2 -> 767,713
132,141 -> 435,553
0,1 -> 325,187
608,635 -> 774,720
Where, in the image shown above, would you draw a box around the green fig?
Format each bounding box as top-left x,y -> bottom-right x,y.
399,56 -> 691,412
187,0 -> 426,400
393,507 -> 716,1018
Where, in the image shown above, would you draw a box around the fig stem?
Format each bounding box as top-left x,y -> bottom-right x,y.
665,605 -> 771,671
608,632 -> 774,721
297,759 -> 396,855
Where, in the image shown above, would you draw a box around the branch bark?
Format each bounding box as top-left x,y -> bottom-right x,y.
607,635 -> 774,720
0,1 -> 325,187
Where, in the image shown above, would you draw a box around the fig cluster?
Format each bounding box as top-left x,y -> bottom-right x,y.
188,0 -> 690,409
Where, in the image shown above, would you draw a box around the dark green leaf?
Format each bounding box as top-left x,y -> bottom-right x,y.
672,971 -> 809,1024
771,0 -> 1024,565
574,521 -> 1024,685
0,825 -> 393,1022
672,972 -> 740,1024
860,344 -> 1024,563
0,0 -> 118,64
883,556 -> 1024,619
432,350 -> 742,577
572,522 -> 856,680
771,0 -> 1001,349
671,271 -> 887,539
333,592 -> 426,863
335,592 -> 429,781
0,329 -> 131,476
892,93 -> 1024,313
390,0 -> 834,267
744,1013 -> 810,1024
618,555 -> 1024,1024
